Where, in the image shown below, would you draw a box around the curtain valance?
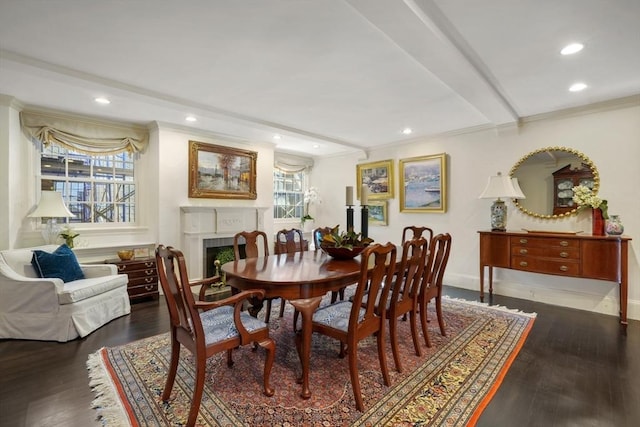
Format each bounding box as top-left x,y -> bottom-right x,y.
20,111 -> 149,155
274,152 -> 314,173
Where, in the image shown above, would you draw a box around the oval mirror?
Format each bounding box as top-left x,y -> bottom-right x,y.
509,147 -> 599,219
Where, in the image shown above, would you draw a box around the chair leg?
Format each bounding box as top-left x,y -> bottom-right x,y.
376,324 -> 391,387
419,299 -> 432,348
162,334 -> 180,401
278,298 -> 286,317
435,296 -> 446,336
409,310 -> 422,357
187,357 -> 207,427
264,299 -> 272,323
347,340 -> 364,412
226,348 -> 234,367
389,315 -> 402,373
257,338 -> 276,397
293,309 -> 300,332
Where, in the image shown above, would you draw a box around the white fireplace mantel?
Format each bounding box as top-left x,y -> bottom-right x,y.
180,206 -> 269,279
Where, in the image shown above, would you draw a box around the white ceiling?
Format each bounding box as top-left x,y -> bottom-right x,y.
1,0 -> 639,158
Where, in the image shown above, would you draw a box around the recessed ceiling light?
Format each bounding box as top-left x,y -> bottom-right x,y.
94,97 -> 110,104
561,43 -> 584,55
402,127 -> 413,135
185,116 -> 197,122
569,82 -> 588,92
273,134 -> 281,140
312,144 -> 320,149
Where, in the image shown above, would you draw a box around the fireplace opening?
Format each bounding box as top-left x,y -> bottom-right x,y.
204,240 -> 246,278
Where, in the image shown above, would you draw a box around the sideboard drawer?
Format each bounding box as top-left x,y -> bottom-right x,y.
510,245 -> 580,260
510,236 -> 579,249
105,257 -> 159,302
511,255 -> 580,276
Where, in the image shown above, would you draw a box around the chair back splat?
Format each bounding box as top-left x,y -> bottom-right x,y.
274,228 -> 306,254
156,245 -> 275,427
308,242 -> 397,412
401,225 -> 434,245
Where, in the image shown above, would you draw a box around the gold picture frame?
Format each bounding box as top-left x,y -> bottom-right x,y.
356,159 -> 394,200
188,141 -> 257,199
368,200 -> 388,226
399,153 -> 447,213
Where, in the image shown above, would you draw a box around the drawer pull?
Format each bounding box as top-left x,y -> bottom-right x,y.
145,269 -> 154,275
559,265 -> 569,272
144,277 -> 155,283
519,249 -> 528,254
519,238 -> 528,244
560,241 -> 569,247
519,261 -> 528,267
117,265 -> 125,271
145,262 -> 154,267
144,285 -> 155,291
559,252 -> 569,258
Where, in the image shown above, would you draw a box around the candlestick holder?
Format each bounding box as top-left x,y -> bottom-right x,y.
346,205 -> 354,231
360,205 -> 369,239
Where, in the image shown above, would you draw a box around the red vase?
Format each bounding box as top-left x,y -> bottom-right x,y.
592,208 -> 605,236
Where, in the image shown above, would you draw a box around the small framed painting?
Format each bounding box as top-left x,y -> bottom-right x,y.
368,201 -> 388,226
356,159 -> 394,200
399,153 -> 447,213
188,141 -> 257,199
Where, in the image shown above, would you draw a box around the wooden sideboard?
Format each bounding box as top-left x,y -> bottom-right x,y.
478,230 -> 631,330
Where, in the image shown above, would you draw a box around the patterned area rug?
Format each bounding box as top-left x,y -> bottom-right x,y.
87,295 -> 535,426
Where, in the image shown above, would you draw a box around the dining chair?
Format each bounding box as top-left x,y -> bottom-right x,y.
401,225 -> 434,244
418,233 -> 452,347
156,245 -> 275,427
306,242 -> 397,411
313,226 -> 346,303
233,230 -> 281,323
383,237 -> 429,373
274,228 -> 306,318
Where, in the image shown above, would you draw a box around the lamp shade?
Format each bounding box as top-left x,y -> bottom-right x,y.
28,191 -> 75,218
511,177 -> 526,199
478,172 -> 524,199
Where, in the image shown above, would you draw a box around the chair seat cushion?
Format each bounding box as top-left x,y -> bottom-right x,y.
31,244 -> 85,283
312,301 -> 365,332
200,306 -> 268,345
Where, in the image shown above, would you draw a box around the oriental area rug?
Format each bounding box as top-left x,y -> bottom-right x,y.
87,296 -> 536,426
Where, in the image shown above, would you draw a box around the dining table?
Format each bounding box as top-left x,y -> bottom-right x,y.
221,249 -> 365,399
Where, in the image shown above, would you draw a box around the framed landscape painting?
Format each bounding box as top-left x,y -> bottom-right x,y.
368,201 -> 388,226
399,153 -> 447,213
356,159 -> 394,200
188,141 -> 257,199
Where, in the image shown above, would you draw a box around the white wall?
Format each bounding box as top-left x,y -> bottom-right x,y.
311,102 -> 640,320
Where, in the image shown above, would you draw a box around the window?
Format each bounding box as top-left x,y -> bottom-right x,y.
40,144 -> 136,224
273,169 -> 305,219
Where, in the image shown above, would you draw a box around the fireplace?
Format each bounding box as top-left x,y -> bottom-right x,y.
203,237 -> 246,277
180,206 -> 268,279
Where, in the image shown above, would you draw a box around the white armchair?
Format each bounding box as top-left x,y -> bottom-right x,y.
0,245 -> 131,342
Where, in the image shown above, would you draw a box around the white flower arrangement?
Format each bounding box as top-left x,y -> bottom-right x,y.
572,185 -> 608,219
301,187 -> 320,225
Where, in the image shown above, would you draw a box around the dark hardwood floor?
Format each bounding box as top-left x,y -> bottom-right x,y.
1,288 -> 638,427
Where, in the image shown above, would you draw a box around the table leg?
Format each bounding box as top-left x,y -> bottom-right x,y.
289,297 -> 322,399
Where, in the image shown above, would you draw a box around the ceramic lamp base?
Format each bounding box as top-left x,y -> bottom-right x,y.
490,199 -> 508,231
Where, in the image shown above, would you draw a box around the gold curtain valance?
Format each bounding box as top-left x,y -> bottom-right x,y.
20,110 -> 149,155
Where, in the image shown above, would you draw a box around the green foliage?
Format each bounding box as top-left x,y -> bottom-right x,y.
320,225 -> 373,250
215,247 -> 235,265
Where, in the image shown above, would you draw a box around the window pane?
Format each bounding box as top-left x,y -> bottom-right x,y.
273,169 -> 305,219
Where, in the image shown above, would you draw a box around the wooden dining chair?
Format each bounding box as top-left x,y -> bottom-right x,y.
418,233 -> 452,347
383,237 -> 429,373
156,245 -> 275,427
273,228 -> 307,317
306,242 -> 397,411
313,226 -> 346,303
233,230 -> 281,323
401,225 -> 434,244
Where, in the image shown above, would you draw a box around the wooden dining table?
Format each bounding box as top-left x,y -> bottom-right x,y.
221,250 -> 364,399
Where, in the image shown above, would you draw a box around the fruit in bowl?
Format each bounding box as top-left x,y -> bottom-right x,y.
320,225 -> 373,259
117,250 -> 135,261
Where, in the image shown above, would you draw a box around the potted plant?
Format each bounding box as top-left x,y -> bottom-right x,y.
301,187 -> 319,230
59,226 -> 79,248
320,225 -> 374,259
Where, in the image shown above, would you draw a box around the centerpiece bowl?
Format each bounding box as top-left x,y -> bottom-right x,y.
320,244 -> 366,260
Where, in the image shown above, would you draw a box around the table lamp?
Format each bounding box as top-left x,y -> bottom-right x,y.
28,191 -> 75,244
479,172 -> 525,231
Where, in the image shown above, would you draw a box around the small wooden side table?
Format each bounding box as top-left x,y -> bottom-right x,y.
106,257 -> 159,302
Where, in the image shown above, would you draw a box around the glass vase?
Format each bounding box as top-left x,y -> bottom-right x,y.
592,208 -> 605,236
605,215 -> 624,236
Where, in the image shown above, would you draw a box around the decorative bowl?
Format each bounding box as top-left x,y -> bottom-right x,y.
117,250 -> 135,261
320,244 -> 366,260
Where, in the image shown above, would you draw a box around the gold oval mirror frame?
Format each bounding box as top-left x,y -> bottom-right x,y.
509,147 -> 599,219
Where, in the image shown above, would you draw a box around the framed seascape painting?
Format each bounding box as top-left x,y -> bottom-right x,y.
368,201 -> 388,226
399,153 -> 447,213
356,159 -> 394,200
188,141 -> 257,199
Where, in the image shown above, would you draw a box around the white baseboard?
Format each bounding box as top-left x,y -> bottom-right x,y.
446,272 -> 640,322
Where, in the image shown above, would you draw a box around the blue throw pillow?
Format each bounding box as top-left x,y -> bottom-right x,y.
31,244 -> 85,283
